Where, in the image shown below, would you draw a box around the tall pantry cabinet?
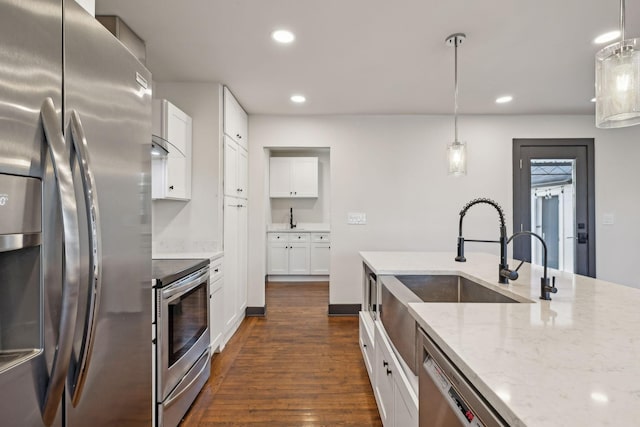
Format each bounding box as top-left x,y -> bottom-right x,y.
223,87 -> 249,341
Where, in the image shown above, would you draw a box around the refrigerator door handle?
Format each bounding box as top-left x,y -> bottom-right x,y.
39,98 -> 82,426
66,110 -> 103,406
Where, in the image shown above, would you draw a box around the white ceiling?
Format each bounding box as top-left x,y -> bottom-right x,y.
95,0 -> 640,115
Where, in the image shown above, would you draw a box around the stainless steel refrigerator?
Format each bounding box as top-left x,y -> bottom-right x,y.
0,0 -> 152,426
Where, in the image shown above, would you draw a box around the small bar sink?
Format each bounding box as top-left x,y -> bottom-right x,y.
396,275 -> 520,304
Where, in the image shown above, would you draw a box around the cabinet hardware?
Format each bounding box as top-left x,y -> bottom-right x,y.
169,185 -> 174,190
214,268 -> 219,273
383,360 -> 388,367
386,368 -> 392,376
363,343 -> 367,348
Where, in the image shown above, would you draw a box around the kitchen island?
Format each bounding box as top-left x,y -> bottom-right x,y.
360,251 -> 640,427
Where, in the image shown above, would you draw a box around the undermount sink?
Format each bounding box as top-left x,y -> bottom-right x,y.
396,275 -> 521,303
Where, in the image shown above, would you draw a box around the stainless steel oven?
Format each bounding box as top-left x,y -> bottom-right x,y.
157,265 -> 211,427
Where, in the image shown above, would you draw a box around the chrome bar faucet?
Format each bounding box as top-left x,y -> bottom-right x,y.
455,198 -> 511,284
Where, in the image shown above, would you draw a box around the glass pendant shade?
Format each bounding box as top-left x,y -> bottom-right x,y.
596,38 -> 640,128
447,141 -> 466,175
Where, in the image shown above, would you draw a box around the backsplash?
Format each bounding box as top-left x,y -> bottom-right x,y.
152,238 -> 220,254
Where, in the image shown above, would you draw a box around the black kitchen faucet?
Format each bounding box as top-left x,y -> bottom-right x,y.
454,198 -> 513,284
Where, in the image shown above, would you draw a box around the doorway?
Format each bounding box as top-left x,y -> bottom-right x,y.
512,139 -> 596,277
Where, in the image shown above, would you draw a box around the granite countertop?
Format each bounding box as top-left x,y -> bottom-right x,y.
360,251 -> 640,427
267,223 -> 330,233
152,258 -> 209,288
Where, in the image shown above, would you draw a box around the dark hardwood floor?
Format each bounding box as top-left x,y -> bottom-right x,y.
181,282 -> 382,426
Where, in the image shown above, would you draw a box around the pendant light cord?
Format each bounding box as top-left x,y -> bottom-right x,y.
620,0 -> 625,43
454,37 -> 459,142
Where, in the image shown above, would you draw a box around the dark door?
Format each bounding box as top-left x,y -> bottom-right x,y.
513,139 -> 595,277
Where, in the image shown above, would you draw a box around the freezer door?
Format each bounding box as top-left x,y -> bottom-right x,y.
0,1 -> 64,427
62,1 -> 152,425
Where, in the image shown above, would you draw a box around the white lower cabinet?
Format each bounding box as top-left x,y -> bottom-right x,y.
372,322 -> 419,427
267,232 -> 329,275
209,257 -> 224,352
359,312 -> 375,382
223,196 -> 247,342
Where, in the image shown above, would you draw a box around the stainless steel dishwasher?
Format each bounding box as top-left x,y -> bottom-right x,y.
418,328 -> 506,427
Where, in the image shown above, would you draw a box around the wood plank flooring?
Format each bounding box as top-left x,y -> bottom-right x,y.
181,282 -> 382,426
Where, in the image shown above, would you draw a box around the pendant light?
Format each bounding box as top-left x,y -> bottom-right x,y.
595,0 -> 640,128
446,33 -> 467,175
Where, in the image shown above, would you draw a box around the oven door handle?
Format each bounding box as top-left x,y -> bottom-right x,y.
162,268 -> 210,300
163,347 -> 211,408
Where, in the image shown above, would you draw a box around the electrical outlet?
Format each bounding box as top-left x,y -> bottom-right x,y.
347,212 -> 367,225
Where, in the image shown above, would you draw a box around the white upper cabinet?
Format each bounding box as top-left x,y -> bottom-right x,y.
152,99 -> 192,201
269,157 -> 318,198
224,136 -> 248,199
223,87 -> 248,150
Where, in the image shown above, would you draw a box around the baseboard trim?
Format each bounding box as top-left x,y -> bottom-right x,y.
267,275 -> 330,282
328,304 -> 361,316
246,305 -> 266,317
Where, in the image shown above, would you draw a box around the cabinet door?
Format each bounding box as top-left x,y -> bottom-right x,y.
237,203 -> 248,313
223,87 -> 238,141
210,281 -> 224,351
267,241 -> 289,274
288,242 -> 310,274
224,136 -> 239,197
394,377 -> 419,427
269,157 -> 292,197
237,146 -> 248,199
223,199 -> 239,331
166,101 -> 191,155
291,157 -> 318,197
374,334 -> 394,426
166,154 -> 188,199
310,243 -> 330,274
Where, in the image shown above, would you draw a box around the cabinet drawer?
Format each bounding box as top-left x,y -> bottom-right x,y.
210,258 -> 223,283
268,232 -> 289,242
290,233 -> 309,242
311,233 -> 330,242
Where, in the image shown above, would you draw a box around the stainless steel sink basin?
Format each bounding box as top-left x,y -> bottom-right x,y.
379,274 -> 525,376
396,275 -> 520,303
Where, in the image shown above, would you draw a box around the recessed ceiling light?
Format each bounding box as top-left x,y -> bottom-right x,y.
591,97 -> 596,103
272,29 -> 295,44
594,30 -> 620,44
290,94 -> 306,104
495,95 -> 513,104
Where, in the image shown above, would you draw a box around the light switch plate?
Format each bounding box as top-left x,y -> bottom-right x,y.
347,212 -> 367,225
603,213 -> 615,225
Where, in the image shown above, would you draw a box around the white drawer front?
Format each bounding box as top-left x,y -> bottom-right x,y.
210,258 -> 223,282
311,233 -> 330,242
290,233 -> 310,242
268,232 -> 289,242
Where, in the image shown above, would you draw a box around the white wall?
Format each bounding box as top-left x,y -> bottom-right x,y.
74,0 -> 95,16
247,114 -> 640,308
152,82 -> 223,253
269,149 -> 330,225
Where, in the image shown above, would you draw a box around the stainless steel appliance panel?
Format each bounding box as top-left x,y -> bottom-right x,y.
160,348 -> 210,427
62,1 -> 152,425
0,0 -> 62,178
158,267 -> 210,401
0,1 -> 63,426
0,175 -> 41,236
419,329 -> 505,427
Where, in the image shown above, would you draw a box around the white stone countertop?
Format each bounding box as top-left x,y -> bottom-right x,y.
152,251 -> 223,262
360,251 -> 640,427
267,223 -> 330,233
